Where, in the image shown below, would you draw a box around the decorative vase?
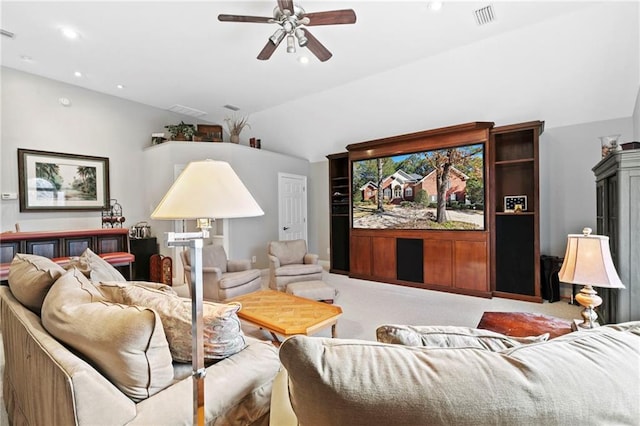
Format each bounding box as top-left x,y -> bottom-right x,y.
230,134 -> 240,144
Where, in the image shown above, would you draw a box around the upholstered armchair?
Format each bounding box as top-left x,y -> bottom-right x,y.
268,239 -> 323,292
180,244 -> 261,302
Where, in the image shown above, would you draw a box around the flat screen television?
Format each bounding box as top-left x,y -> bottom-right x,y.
352,143 -> 485,230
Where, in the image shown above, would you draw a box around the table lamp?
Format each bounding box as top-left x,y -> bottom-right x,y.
151,159 -> 263,426
558,227 -> 625,329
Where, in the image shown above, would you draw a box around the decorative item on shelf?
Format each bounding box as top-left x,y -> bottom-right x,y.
599,134 -> 621,158
250,137 -> 256,148
129,221 -> 151,239
101,199 -> 125,228
194,124 -> 223,142
504,195 -> 527,213
165,121 -> 197,141
621,141 -> 640,151
558,227 -> 625,329
224,114 -> 250,144
151,132 -> 167,145
256,139 -> 261,149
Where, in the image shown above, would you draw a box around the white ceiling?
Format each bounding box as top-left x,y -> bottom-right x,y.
2,1 -> 639,161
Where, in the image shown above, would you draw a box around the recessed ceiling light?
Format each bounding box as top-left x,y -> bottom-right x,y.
116,84 -> 124,89
298,56 -> 309,64
74,71 -> 83,77
427,2 -> 443,11
60,27 -> 79,39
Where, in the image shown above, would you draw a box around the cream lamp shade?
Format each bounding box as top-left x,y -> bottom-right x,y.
558,227 -> 624,329
151,159 -> 264,220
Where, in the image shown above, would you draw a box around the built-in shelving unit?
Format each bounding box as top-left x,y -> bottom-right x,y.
327,152 -> 350,274
490,121 -> 543,302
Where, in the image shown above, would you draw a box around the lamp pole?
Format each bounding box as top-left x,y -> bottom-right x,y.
165,232 -> 206,426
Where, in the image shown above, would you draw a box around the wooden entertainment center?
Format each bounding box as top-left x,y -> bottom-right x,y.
328,120 -> 544,301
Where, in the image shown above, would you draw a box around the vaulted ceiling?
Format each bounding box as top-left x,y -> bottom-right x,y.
2,1 -> 638,160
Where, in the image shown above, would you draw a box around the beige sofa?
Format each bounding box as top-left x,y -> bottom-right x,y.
277,322 -> 640,426
1,254 -> 280,425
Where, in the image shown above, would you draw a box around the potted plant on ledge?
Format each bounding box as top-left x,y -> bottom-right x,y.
165,121 -> 196,141
224,115 -> 250,144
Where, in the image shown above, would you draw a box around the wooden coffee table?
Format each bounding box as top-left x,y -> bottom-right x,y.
230,289 -> 342,344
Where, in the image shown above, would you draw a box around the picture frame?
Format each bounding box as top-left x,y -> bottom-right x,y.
194,124 -> 223,142
18,149 -> 110,212
504,195 -> 527,213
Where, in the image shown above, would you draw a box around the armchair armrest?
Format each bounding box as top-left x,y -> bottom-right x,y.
268,254 -> 281,269
303,253 -> 319,265
227,259 -> 251,272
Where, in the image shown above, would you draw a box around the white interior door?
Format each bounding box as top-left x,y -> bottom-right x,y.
278,173 -> 307,241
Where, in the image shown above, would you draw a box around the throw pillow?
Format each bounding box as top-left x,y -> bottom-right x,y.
7,253 -> 66,314
41,269 -> 174,402
376,324 -> 548,351
75,248 -> 126,282
99,281 -> 246,362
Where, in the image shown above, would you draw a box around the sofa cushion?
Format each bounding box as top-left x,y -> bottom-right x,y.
275,263 -> 323,277
376,324 -> 548,350
280,324 -> 640,426
41,269 -> 174,402
7,253 -> 66,314
219,269 -> 261,289
76,248 -> 127,282
99,281 -> 246,362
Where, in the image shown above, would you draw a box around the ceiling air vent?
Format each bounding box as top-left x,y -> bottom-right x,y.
473,5 -> 495,26
1,28 -> 16,39
167,104 -> 207,118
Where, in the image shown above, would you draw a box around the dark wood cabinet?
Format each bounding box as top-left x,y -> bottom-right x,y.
327,152 -> 350,274
337,120 -> 543,301
130,237 -> 158,281
490,121 -> 543,302
593,149 -> 640,323
345,122 -> 493,298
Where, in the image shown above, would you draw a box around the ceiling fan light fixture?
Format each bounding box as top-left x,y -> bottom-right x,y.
286,34 -> 296,53
295,28 -> 307,46
269,28 -> 286,45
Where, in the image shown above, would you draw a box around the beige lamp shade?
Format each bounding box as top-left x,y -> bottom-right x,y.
151,160 -> 264,220
558,228 -> 624,289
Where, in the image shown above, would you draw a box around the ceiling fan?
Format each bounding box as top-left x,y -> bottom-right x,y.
218,0 -> 356,62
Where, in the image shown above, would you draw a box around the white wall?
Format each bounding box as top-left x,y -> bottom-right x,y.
142,142 -> 309,270
0,67 -> 191,232
0,69 -> 311,271
540,117 -> 634,257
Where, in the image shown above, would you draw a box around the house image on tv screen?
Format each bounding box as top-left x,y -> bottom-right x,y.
352,143 -> 485,230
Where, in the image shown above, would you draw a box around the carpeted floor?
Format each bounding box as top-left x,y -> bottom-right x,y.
0,271 -> 581,423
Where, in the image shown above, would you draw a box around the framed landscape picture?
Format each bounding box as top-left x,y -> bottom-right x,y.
18,149 -> 110,212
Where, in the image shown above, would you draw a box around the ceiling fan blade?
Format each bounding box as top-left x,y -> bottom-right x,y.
277,0 -> 294,14
304,9 -> 357,26
302,29 -> 332,62
218,14 -> 272,23
257,37 -> 282,61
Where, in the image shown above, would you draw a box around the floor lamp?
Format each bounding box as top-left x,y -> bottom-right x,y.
558,227 -> 625,329
151,160 -> 264,426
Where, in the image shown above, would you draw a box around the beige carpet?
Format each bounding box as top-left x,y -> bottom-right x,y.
0,272 -> 580,422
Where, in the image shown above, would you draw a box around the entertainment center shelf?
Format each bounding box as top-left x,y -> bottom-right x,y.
328,120 -> 544,301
